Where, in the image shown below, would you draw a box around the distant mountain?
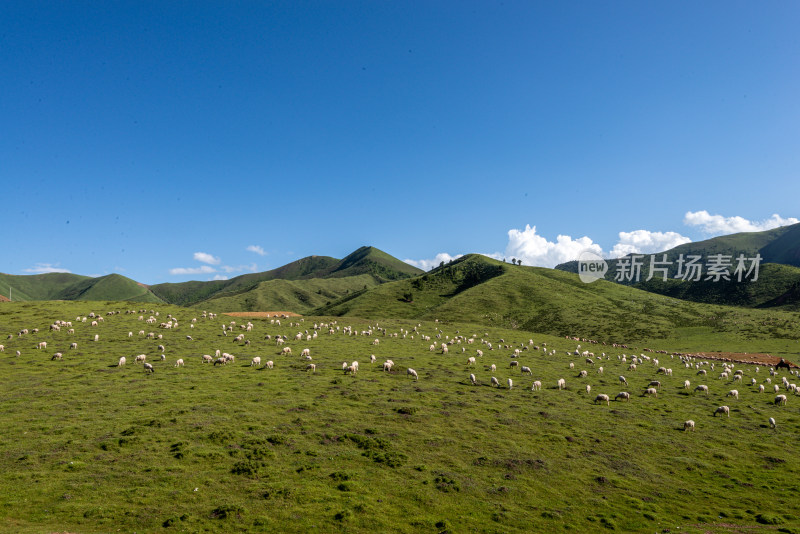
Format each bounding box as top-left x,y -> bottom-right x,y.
148,246 -> 423,309
555,223 -> 800,310
0,272 -> 164,303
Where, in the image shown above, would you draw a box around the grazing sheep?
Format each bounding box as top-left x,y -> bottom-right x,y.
594,393 -> 610,406
281,347 -> 292,355
135,354 -> 146,364
266,360 -> 274,369
769,417 -> 776,429
648,380 -> 661,389
507,378 -> 513,389
569,362 -> 574,369
758,384 -> 765,393
370,354 -> 376,363
585,384 -> 591,395
619,375 -> 628,386
490,376 -> 500,387
251,357 -> 261,367
306,363 -> 316,373
118,356 -> 126,367
726,389 -> 739,399
597,366 -> 603,374
160,354 -> 166,361
684,380 -> 691,389
301,348 -> 311,357
694,385 -> 709,395
713,405 -> 730,417
213,358 -> 227,366
51,352 -> 63,361
175,359 -> 184,367
202,355 -> 213,363
557,378 -> 566,390
94,334 -> 99,342
470,373 -> 477,385
775,394 -> 787,406
407,368 -> 419,381
774,384 -> 780,393
383,361 -> 393,372
644,387 -> 658,397
579,370 -> 588,378
521,366 -> 532,375
490,364 -> 496,372
37,341 -> 47,350
70,342 -> 78,350
467,356 -> 476,366
143,362 -> 154,373
531,380 -> 542,391
615,392 -> 630,402
684,420 -> 695,432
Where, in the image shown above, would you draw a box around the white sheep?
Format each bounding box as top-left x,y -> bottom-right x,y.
644,387 -> 658,397
726,389 -> 739,399
470,373 -> 477,385
521,366 -> 532,375
694,384 -> 709,395
467,356 -> 476,366
615,391 -> 630,402
758,384 -> 765,393
490,364 -> 496,372
713,405 -> 730,417
684,420 -> 695,432
202,355 -> 212,363
585,384 -> 592,395
684,380 -> 690,389
265,360 -> 274,369
579,370 -> 588,378
143,362 -> 154,373
301,348 -> 311,357
769,417 -> 776,429
490,376 -> 500,387
306,363 -> 316,373
507,378 -> 513,389
557,378 -> 566,390
51,352 -> 63,361
619,375 -> 628,386
135,354 -> 146,364
251,357 -> 261,367
594,393 -> 610,405
175,359 -> 184,367
407,368 -> 419,380
117,356 -> 126,367
775,394 -> 787,406
531,380 -> 542,391
70,342 -> 78,350
597,366 -> 604,374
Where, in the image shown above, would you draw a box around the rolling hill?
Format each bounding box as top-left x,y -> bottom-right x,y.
0,272 -> 164,304
555,223 -> 800,309
313,254 -> 800,344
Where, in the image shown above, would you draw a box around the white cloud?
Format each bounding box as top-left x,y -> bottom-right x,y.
169,265 -> 217,275
212,274 -> 229,281
504,225 -> 603,268
684,211 -> 799,235
22,263 -> 71,274
221,263 -> 258,274
193,252 -> 221,265
609,230 -> 692,258
246,245 -> 267,256
403,253 -> 463,271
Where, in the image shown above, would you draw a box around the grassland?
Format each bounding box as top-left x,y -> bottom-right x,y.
1,300 -> 799,533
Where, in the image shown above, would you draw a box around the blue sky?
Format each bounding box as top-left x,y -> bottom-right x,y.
2,1 -> 798,282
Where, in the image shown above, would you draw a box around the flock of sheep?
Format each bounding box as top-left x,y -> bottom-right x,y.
4,307 -> 798,433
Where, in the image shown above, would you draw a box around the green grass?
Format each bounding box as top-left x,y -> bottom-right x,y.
0,300 -> 798,533
314,255 -> 800,351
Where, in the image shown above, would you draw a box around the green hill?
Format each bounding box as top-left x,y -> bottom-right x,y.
150,246 -> 423,308
0,272 -> 164,303
314,254 -> 800,344
555,223 -> 800,309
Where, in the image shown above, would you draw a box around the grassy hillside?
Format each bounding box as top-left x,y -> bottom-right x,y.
197,274 -> 381,313
556,223 -> 800,309
150,247 -> 423,308
0,272 -> 91,301
315,255 -> 800,347
0,300 -> 798,533
0,272 -> 163,303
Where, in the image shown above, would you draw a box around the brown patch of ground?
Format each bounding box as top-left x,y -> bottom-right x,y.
696,352 -> 797,367
0,295 -> 10,302
223,311 -> 302,318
